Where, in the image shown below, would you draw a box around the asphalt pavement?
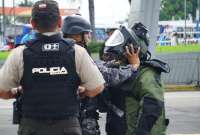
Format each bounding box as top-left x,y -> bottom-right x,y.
165,91 -> 200,134
0,91 -> 200,135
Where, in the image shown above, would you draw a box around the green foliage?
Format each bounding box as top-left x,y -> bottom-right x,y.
156,44 -> 200,54
91,53 -> 99,59
88,41 -> 104,53
18,0 -> 33,7
17,16 -> 31,24
160,0 -> 194,21
0,52 -> 10,60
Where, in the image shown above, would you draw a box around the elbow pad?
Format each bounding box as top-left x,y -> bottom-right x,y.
136,96 -> 164,134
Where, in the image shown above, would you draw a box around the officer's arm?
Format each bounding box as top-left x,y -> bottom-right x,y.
96,61 -> 137,86
75,45 -> 105,98
0,90 -> 16,99
0,47 -> 23,99
135,69 -> 164,135
96,44 -> 140,87
136,97 -> 164,135
81,84 -> 104,97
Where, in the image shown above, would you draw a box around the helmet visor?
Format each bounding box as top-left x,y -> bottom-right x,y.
105,30 -> 124,47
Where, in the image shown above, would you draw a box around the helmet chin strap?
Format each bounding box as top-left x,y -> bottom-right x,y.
140,51 -> 151,61
147,51 -> 151,60
81,33 -> 87,47
76,33 -> 91,55
76,33 -> 87,47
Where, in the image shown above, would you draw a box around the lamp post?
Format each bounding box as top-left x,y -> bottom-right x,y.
196,0 -> 200,42
13,0 -> 16,41
2,0 -> 5,40
184,0 -> 187,44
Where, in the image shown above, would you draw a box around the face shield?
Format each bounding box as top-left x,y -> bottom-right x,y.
104,26 -> 140,56
104,23 -> 150,61
105,30 -> 125,47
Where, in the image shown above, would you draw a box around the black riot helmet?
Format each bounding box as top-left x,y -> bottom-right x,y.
62,15 -> 92,35
104,22 -> 150,60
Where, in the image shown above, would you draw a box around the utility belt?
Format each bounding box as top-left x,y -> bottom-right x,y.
13,93 -> 79,124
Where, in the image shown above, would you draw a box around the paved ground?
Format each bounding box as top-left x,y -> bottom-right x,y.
0,91 -> 200,135
165,91 -> 200,134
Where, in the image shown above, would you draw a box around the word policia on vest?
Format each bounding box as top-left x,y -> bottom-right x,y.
32,67 -> 68,75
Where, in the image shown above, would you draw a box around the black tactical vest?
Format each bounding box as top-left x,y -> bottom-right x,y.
20,33 -> 80,120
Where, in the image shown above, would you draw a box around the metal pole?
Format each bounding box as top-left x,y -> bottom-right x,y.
2,0 -> 5,40
13,0 -> 15,24
184,0 -> 187,45
128,0 -> 161,57
13,0 -> 16,44
196,0 -> 200,42
198,57 -> 200,86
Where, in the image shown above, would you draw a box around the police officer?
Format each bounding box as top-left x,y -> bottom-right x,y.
0,1 -> 105,135
62,15 -> 92,55
61,15 -> 141,135
104,23 -> 170,135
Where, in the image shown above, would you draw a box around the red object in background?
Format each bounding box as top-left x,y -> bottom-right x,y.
7,42 -> 14,49
7,38 -> 15,49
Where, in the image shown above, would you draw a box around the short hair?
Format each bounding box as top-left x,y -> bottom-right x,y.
32,0 -> 60,31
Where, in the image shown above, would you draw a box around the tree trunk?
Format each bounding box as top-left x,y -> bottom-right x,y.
129,0 -> 131,5
88,0 -> 96,41
2,0 -> 5,37
25,0 -> 28,6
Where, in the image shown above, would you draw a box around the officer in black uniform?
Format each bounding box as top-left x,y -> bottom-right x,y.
0,1 -> 105,135
62,15 -> 92,55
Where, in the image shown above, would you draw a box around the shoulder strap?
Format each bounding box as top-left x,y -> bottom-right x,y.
24,39 -> 39,48
60,38 -> 76,48
142,59 -> 170,73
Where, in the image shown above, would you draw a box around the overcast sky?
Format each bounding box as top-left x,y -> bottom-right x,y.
2,0 -> 130,26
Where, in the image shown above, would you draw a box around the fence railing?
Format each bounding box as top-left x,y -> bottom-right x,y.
157,52 -> 200,85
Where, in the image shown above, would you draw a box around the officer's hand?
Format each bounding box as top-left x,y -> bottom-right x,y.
77,86 -> 86,98
125,44 -> 140,70
10,86 -> 23,98
11,86 -> 23,95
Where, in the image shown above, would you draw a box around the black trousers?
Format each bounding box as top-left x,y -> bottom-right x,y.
18,117 -> 82,135
106,112 -> 126,135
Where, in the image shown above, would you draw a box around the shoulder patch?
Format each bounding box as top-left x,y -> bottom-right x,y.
42,43 -> 60,51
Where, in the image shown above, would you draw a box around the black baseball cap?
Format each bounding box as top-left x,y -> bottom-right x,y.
32,0 -> 60,20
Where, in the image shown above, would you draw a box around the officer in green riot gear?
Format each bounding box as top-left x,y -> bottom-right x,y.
104,22 -> 170,135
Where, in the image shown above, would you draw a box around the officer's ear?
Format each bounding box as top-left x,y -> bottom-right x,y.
58,16 -> 62,29
30,18 -> 36,30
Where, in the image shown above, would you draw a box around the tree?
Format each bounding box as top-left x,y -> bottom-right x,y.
18,0 -> 33,7
160,0 -> 193,20
88,0 -> 96,40
128,0 -> 131,5
191,0 -> 198,21
17,0 -> 33,23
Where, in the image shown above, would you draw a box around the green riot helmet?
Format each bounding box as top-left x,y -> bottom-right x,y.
104,22 -> 150,60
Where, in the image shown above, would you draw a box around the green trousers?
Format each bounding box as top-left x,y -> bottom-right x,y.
18,117 -> 82,135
